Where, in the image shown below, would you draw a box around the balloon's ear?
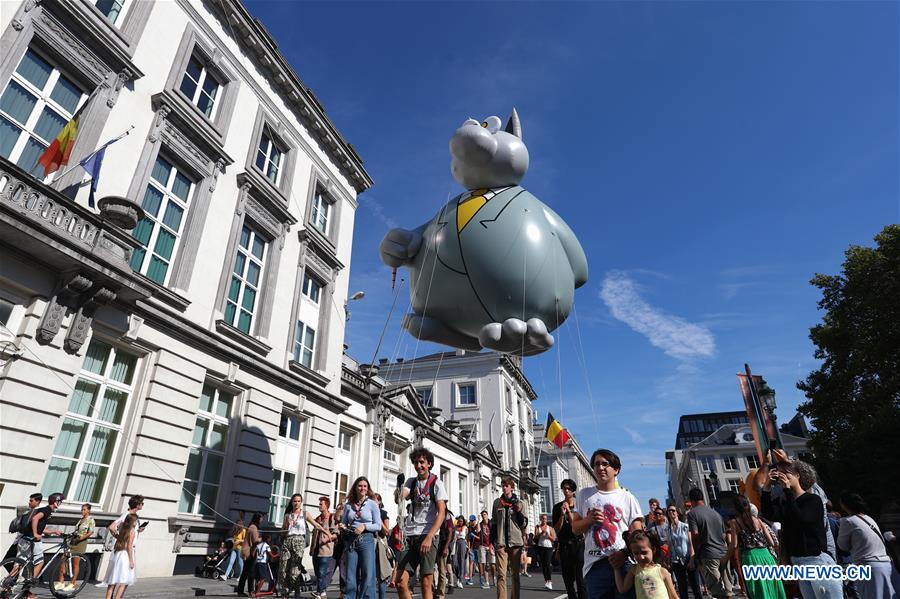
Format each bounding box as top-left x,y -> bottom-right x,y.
505,107 -> 522,139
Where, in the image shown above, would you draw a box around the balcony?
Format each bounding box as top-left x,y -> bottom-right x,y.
0,157 -> 156,351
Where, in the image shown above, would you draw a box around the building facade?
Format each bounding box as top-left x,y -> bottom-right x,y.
379,351 -> 542,523
339,356 -> 502,526
0,0 -> 371,576
532,423 -> 593,516
666,421 -> 810,509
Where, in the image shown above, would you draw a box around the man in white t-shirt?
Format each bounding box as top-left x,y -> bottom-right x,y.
571,449 -> 642,599
394,447 -> 448,599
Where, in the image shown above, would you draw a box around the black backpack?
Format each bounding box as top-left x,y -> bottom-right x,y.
8,510 -> 32,534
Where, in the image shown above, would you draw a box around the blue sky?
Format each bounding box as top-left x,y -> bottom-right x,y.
246,1 -> 899,507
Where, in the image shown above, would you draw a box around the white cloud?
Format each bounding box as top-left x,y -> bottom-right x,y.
600,270 -> 716,361
622,426 -> 646,445
361,195 -> 398,230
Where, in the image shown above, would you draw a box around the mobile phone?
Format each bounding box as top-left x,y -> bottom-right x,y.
139,521 -> 149,530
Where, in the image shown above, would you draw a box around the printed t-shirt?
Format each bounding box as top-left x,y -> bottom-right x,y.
574,486 -> 642,577
404,476 -> 449,537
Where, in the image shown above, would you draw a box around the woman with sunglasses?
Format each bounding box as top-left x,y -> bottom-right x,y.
660,505 -> 701,599
281,494 -> 332,598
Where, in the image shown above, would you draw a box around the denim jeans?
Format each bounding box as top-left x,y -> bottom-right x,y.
344,533 -> 376,599
315,556 -> 334,594
791,553 -> 844,599
224,548 -> 243,578
585,558 -> 634,599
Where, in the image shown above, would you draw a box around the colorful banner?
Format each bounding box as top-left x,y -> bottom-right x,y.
737,364 -> 782,466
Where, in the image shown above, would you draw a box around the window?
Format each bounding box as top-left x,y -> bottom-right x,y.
746,454 -> 761,469
338,429 -> 354,453
279,411 -> 300,442
416,386 -> 433,408
301,274 -> 321,304
224,225 -> 267,334
94,0 -> 128,25
699,456 -> 715,473
255,129 -> 283,185
384,439 -> 401,465
0,49 -> 84,178
456,383 -> 476,407
505,386 -> 513,413
537,464 -> 550,478
310,190 -> 331,235
334,472 -> 349,506
722,455 -> 737,471
178,54 -> 220,119
293,321 -> 316,367
179,383 -> 232,515
130,155 -> 193,285
43,340 -> 137,504
268,469 -> 295,524
458,474 -> 466,514
540,488 -> 552,514
727,479 -> 741,494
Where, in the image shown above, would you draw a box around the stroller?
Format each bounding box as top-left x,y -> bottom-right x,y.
197,541 -> 232,578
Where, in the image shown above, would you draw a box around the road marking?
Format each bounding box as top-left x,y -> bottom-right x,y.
552,594 -> 568,599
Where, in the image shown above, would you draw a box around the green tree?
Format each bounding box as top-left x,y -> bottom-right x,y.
797,224 -> 900,516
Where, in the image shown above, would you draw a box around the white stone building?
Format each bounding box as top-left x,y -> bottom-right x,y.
0,0 -> 372,576
666,423 -> 810,509
379,351 -> 542,524
339,356 -> 501,526
532,423 -> 593,515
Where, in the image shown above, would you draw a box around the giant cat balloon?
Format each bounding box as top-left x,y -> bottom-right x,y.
380,109 -> 588,356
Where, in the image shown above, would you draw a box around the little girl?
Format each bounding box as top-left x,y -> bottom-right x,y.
613,530 -> 678,599
104,513 -> 137,599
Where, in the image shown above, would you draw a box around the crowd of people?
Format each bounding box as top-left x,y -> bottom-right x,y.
4,446 -> 898,599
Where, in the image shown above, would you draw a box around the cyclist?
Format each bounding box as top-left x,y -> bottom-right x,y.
15,492 -> 64,598
3,493 -> 41,572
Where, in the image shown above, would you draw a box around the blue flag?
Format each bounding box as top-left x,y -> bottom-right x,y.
79,138 -> 118,208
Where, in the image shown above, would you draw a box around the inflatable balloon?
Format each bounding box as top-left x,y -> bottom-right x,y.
379,109 -> 588,356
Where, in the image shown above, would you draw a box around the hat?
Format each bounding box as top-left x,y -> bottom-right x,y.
469,515 -> 476,521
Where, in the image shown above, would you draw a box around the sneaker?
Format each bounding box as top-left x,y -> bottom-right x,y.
466,579 -> 473,585
544,582 -> 553,590
457,581 -> 463,589
481,584 -> 489,589
95,582 -> 107,588
221,574 -> 229,581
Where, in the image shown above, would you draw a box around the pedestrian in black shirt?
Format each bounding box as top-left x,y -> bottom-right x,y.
760,451 -> 842,599
552,479 -> 585,599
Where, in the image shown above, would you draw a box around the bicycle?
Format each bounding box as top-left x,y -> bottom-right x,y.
0,533 -> 91,599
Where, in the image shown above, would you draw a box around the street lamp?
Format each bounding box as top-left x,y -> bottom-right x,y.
344,290 -> 365,321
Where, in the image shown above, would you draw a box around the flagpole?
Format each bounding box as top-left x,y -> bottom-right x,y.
29,85 -> 105,178
55,125 -> 134,182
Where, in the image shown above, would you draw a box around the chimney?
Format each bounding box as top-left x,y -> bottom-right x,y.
396,358 -> 404,363
378,358 -> 388,365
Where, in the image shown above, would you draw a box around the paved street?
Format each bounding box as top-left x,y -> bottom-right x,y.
27,571 -> 576,599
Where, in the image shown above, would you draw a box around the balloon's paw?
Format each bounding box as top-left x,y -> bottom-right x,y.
402,314 -> 481,351
380,228 -> 423,268
478,318 -> 554,356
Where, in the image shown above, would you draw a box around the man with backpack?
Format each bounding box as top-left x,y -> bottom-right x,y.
394,448 -> 448,599
491,477 -> 529,599
4,493 -> 42,572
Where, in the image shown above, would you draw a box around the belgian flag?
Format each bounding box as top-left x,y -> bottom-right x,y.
37,97 -> 90,178
545,413 -> 571,449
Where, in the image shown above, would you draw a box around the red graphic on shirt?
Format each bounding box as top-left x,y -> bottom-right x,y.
592,503 -> 624,550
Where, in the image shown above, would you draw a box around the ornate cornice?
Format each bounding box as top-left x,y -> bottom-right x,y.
207,0 -> 372,194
